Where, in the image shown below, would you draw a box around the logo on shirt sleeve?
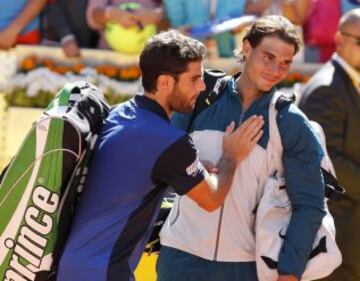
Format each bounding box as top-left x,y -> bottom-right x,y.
186,157 -> 202,177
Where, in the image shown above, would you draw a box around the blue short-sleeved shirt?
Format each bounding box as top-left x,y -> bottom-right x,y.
57,95 -> 205,281
0,1 -> 39,34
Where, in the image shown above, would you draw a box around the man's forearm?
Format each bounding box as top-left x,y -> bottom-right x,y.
10,0 -> 47,35
206,153 -> 237,208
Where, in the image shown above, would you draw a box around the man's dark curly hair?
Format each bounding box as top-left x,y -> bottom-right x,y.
140,30 -> 206,93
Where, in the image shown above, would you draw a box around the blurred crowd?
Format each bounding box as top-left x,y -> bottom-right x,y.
0,0 -> 359,63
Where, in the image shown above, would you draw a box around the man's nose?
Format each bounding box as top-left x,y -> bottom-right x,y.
269,62 -> 281,74
269,63 -> 286,80
198,79 -> 206,92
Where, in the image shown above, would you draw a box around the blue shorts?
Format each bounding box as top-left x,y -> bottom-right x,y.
156,246 -> 259,281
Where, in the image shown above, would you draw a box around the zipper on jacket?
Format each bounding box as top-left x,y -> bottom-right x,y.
213,204 -> 225,260
238,111 -> 245,125
213,109 -> 245,260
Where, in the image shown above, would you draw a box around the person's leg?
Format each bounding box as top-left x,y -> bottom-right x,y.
157,246 -> 216,281
157,246 -> 259,281
214,260 -> 258,281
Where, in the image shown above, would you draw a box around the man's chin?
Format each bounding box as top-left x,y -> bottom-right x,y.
260,78 -> 279,91
259,85 -> 274,92
173,106 -> 194,114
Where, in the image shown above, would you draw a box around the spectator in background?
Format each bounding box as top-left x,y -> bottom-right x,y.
163,0 -> 272,57
42,0 -> 99,57
342,0 -> 360,13
245,0 -> 273,15
0,0 -> 47,50
282,0 -> 341,62
299,8 -> 360,281
86,0 -> 164,49
262,0 -> 284,15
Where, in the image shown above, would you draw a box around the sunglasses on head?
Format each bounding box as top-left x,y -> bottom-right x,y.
341,31 -> 360,46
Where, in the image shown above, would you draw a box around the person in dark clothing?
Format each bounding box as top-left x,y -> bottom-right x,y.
43,0 -> 99,57
299,8 -> 360,281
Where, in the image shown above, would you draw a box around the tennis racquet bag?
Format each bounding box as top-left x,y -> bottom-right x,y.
0,81 -> 110,280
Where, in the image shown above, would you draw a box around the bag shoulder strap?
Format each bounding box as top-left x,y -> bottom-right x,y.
268,92 -> 345,201
267,91 -> 295,177
188,69 -> 241,131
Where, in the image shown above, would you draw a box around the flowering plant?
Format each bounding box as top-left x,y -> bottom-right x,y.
0,55 -> 142,108
278,71 -> 311,88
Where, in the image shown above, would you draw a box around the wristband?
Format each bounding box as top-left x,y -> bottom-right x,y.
61,34 -> 76,45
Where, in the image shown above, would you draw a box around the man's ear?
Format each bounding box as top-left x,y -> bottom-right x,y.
157,74 -> 175,93
242,39 -> 252,60
334,31 -> 342,46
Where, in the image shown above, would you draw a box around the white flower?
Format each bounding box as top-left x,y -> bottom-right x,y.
1,64 -> 142,106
